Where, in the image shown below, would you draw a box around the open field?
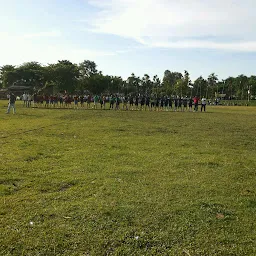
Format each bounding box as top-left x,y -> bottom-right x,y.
0,101 -> 256,256
220,100 -> 256,106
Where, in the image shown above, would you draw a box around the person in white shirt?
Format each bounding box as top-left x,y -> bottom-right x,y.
22,93 -> 28,107
201,97 -> 207,112
27,94 -> 32,107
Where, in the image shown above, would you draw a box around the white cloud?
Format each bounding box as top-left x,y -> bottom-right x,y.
0,30 -> 118,66
0,36 -> 117,66
71,48 -> 116,57
142,40 -> 256,52
87,0 -> 256,51
23,30 -> 62,38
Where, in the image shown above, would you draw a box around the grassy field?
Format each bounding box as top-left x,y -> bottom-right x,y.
0,101 -> 255,256
219,100 -> 256,106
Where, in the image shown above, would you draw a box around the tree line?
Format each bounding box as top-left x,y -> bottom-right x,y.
0,60 -> 255,100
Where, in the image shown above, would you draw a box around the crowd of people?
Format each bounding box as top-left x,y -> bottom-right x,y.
23,94 -> 207,112
6,93 -> 207,114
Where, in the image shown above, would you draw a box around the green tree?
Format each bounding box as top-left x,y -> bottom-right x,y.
0,65 -> 17,88
162,70 -> 182,95
15,62 -> 46,90
152,75 -> 161,96
236,74 -> 248,100
224,77 -> 235,99
182,70 -> 190,97
174,70 -> 190,97
86,73 -> 109,95
47,60 -> 79,93
207,73 -> 218,99
248,76 -> 256,99
194,76 -> 207,98
127,73 -> 141,95
108,76 -> 123,94
79,60 -> 98,78
77,60 -> 100,93
141,74 -> 152,95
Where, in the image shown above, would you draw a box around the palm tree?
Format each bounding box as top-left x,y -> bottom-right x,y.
207,73 -> 218,99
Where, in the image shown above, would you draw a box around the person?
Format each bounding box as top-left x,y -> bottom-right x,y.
174,97 -> 178,111
115,95 -> 120,110
146,96 -> 150,111
193,95 -> 199,112
44,94 -> 49,108
169,97 -> 173,110
64,95 -> 69,108
109,95 -> 114,110
178,97 -> 183,111
160,97 -> 164,111
102,95 -> 106,109
59,95 -> 63,107
183,97 -> 188,111
49,95 -> 54,108
27,93 -> 32,107
6,92 -> 16,114
74,95 -> 79,109
150,96 -> 155,110
129,95 -> 134,110
22,92 -> 27,107
201,96 -> 207,112
164,96 -> 169,111
123,96 -> 128,110
87,95 -> 91,109
155,97 -> 160,111
79,95 -> 84,108
99,95 -> 103,109
140,96 -> 145,110
53,95 -> 58,108
32,93 -> 38,108
67,95 -> 72,108
135,95 -> 139,110
188,97 -> 193,112
94,95 -> 99,109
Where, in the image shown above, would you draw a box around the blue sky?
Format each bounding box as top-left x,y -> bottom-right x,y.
1,0 -> 256,81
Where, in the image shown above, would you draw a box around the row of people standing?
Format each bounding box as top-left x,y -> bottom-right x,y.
22,93 -> 33,107
32,94 -> 206,112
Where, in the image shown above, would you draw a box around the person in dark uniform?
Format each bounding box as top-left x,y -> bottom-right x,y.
183,97 -> 188,111
160,97 -> 164,111
150,96 -> 155,110
155,97 -> 160,111
188,97 -> 193,111
135,96 -> 139,110
123,96 -> 128,110
174,97 -> 178,111
140,96 -> 145,110
145,96 -> 150,111
129,95 -> 134,110
6,92 -> 16,114
109,95 -> 114,110
178,97 -> 182,111
115,95 -> 120,110
59,95 -> 63,107
164,96 -> 169,111
80,95 -> 84,108
169,97 -> 173,110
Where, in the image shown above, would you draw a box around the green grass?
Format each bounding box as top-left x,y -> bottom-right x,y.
220,99 -> 256,106
0,101 -> 256,256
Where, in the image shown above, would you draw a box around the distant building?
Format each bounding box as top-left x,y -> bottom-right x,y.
0,85 -> 31,99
